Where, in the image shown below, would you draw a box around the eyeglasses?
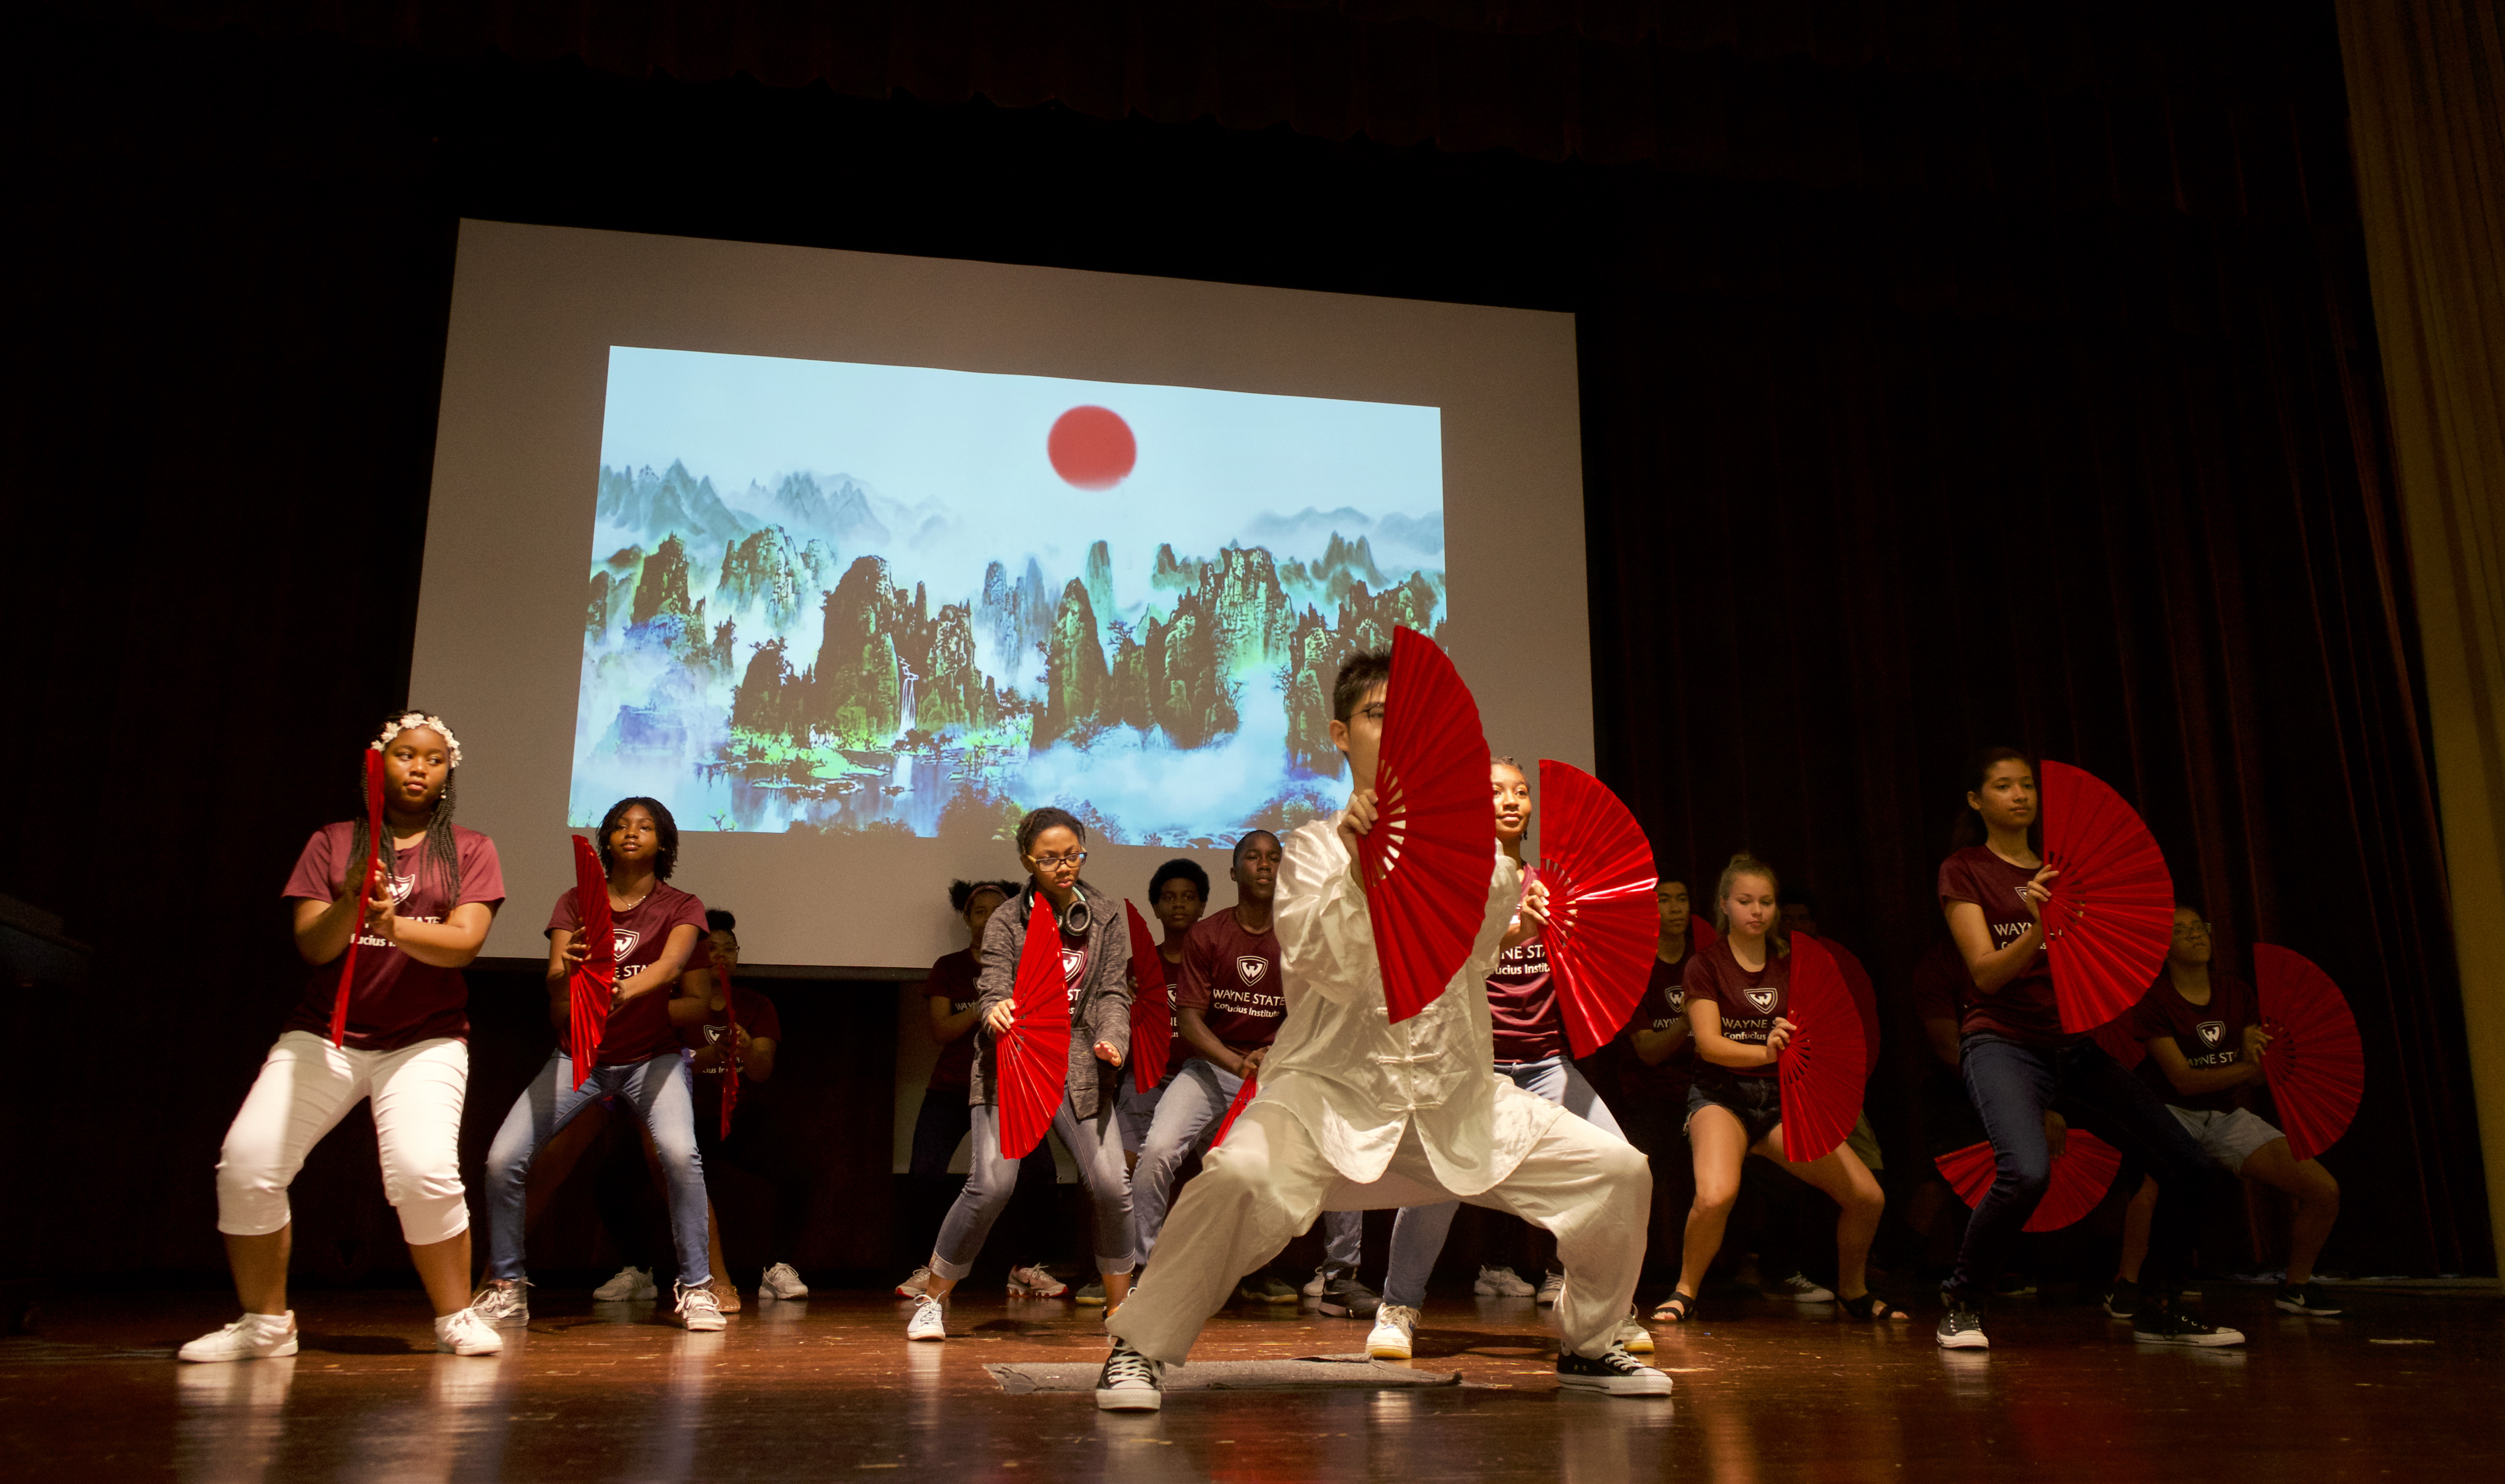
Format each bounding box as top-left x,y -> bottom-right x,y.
2171,921 -> 2212,939
1030,850 -> 1088,870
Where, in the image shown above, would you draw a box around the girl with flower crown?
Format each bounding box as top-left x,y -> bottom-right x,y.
181,713 -> 509,1363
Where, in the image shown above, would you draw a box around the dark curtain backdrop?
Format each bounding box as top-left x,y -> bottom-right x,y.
3,0 -> 2485,1281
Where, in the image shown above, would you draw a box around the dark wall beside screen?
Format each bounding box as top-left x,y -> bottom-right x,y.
3,1 -> 2486,1283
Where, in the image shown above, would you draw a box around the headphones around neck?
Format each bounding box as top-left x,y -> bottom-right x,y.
1036,882 -> 1091,938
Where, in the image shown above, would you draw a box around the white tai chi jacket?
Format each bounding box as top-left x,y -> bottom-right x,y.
1260,815 -> 1567,1199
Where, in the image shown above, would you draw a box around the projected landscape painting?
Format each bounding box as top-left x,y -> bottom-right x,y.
571,347 -> 1446,845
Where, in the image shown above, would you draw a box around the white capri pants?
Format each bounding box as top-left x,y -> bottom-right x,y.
214,1030 -> 471,1246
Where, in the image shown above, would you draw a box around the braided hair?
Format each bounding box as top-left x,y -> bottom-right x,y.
346,713 -> 463,905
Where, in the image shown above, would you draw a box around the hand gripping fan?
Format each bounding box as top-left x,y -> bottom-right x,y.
1213,1071 -> 1259,1146
1357,626 -> 1494,1023
998,896 -> 1076,1160
1935,1130 -> 2124,1232
1778,935 -> 1870,1163
715,956 -> 743,1141
1124,901 -> 1174,1091
1531,760 -> 1659,1059
566,835 -> 616,1091
2253,943 -> 2364,1162
328,749 -> 390,1046
2038,760 -> 2176,1035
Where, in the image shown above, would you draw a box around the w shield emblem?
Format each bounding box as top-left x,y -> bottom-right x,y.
1746,988 -> 1779,1014
611,927 -> 642,963
2196,1020 -> 2227,1048
1237,956 -> 1270,986
1061,949 -> 1087,982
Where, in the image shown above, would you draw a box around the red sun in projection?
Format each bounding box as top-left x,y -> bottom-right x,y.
1047,406 -> 1136,490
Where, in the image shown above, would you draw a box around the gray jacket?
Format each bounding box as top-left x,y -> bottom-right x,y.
966,880 -> 1134,1115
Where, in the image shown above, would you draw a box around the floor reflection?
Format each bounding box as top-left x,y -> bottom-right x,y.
175,1354 -> 295,1484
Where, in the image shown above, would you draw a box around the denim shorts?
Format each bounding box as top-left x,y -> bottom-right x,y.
1686,1073 -> 1784,1146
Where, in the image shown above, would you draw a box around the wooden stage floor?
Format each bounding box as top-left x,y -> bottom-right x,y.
6,1281 -> 2496,1481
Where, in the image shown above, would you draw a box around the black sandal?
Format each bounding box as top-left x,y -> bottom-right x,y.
1839,1291 -> 1908,1321
1651,1291 -> 1699,1323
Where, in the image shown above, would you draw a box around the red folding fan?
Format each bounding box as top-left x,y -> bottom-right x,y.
1691,915 -> 1720,952
1936,1129 -> 2124,1231
2038,760 -> 2176,1035
1213,1071 -> 1259,1146
1357,626 -> 1493,1023
1779,935 -> 1870,1162
998,895 -> 1075,1160
1825,937 -> 1884,1078
1125,900 -> 1173,1092
328,748 -> 389,1046
2091,999 -> 2151,1070
566,834 -> 616,1090
2253,942 -> 2364,1162
714,953 -> 743,1140
1531,760 -> 1659,1059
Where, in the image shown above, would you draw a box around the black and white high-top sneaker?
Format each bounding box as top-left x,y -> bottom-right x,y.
1094,1340 -> 1164,1411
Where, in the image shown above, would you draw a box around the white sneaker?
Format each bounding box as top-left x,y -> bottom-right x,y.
1367,1304 -> 1419,1360
677,1283 -> 726,1332
1615,1315 -> 1655,1354
760,1262 -> 810,1300
1006,1264 -> 1069,1297
1475,1265 -> 1537,1298
1094,1340 -> 1163,1411
593,1266 -> 656,1302
177,1312 -> 298,1363
1556,1344 -> 1673,1396
906,1295 -> 948,1342
434,1308 -> 504,1356
470,1281 -> 530,1325
894,1266 -> 934,1299
1535,1271 -> 1566,1306
1767,1271 -> 1835,1303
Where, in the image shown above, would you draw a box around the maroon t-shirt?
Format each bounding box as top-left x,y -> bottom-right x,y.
2125,973 -> 2257,1114
1909,936 -> 1969,1028
1486,926 -> 1566,1063
1177,910 -> 1286,1055
1683,937 -> 1790,1080
548,881 -> 710,1065
684,984 -> 783,1122
280,822 -> 505,1050
924,949 -> 982,1090
1615,945 -> 1695,1100
1937,847 -> 2063,1045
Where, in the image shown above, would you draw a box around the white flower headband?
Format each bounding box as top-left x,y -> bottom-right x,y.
373,712 -> 463,767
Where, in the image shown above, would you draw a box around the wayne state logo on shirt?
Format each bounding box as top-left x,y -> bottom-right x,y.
612,927 -> 643,963
2195,1020 -> 2228,1048
1236,956 -> 1269,986
1061,947 -> 1087,1001
1746,987 -> 1780,1013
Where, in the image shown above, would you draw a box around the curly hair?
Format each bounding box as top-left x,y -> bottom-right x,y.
596,796 -> 680,880
1150,858 -> 1210,904
948,878 -> 1019,913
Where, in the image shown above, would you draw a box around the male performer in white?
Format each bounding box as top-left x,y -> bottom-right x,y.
1094,648 -> 1669,1408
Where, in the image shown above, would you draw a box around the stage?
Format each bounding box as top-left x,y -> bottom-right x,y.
9,1282 -> 2496,1481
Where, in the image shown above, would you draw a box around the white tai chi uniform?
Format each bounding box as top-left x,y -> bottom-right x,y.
1107,817 -> 1651,1364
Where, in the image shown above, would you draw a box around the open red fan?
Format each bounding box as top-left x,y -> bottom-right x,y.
1124,900 -> 1174,1092
1213,1071 -> 1259,1146
2253,943 -> 2364,1162
2038,760 -> 2176,1035
566,834 -> 616,1090
1935,1130 -> 2123,1231
1690,915 -> 1719,952
1824,938 -> 1884,1078
1357,626 -> 1493,1023
328,749 -> 389,1046
997,895 -> 1075,1160
2090,999 -> 2151,1070
1532,760 -> 1659,1059
1778,935 -> 1870,1162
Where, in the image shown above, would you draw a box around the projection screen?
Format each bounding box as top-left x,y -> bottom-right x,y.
413,219 -> 1590,972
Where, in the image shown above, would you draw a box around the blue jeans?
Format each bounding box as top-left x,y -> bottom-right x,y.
1948,1036 -> 2212,1305
932,1100 -> 1135,1280
1382,1055 -> 1625,1309
485,1050 -> 712,1288
1131,1058 -> 1360,1270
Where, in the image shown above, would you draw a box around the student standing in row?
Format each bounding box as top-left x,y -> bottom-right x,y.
475,797 -> 723,1332
183,714 -> 507,1362
682,910 -> 818,1307
1619,875 -> 1699,1312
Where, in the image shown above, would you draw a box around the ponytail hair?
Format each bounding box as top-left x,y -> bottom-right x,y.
1712,851 -> 1790,957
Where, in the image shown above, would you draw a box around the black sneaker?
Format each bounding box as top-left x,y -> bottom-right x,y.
2101,1279 -> 2142,1319
1555,1343 -> 1672,1396
1318,1275 -> 1381,1320
2275,1281 -> 2342,1317
1936,1301 -> 1989,1349
1094,1340 -> 1163,1411
2133,1306 -> 2246,1346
